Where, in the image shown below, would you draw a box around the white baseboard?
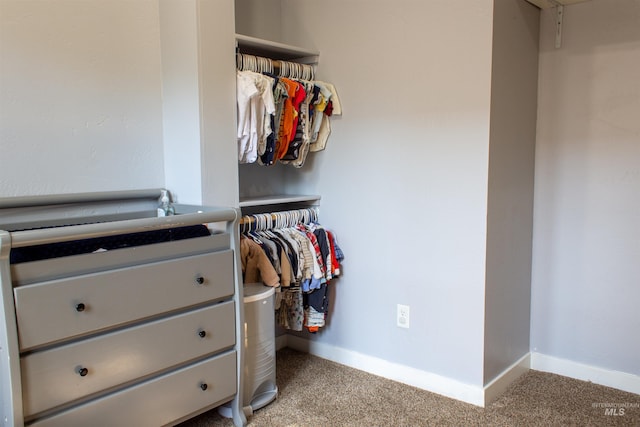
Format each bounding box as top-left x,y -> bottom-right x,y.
483,353 -> 531,405
277,337 -> 639,405
285,335 -> 486,407
530,352 -> 640,395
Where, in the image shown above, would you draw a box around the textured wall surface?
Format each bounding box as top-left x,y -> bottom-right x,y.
531,0 -> 640,375
0,0 -> 164,196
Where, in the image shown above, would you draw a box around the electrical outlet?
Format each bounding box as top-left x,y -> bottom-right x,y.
397,304 -> 410,329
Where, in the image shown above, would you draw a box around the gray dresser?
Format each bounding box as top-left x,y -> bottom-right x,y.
0,190 -> 246,427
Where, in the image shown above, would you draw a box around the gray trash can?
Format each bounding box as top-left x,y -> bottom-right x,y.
219,283 -> 278,418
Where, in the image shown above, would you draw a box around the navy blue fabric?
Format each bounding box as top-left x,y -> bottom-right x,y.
304,283 -> 328,313
10,224 -> 211,264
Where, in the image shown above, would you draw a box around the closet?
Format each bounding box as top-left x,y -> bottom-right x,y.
235,34 -> 326,212
234,31 -> 344,334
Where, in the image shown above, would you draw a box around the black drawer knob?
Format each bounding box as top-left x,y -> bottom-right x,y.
75,303 -> 86,312
200,382 -> 208,391
198,330 -> 207,338
77,367 -> 89,377
195,276 -> 205,285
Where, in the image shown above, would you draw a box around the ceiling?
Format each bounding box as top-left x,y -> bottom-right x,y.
525,0 -> 591,8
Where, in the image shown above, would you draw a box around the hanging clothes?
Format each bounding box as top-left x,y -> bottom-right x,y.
240,235 -> 280,287
281,81 -> 315,165
259,76 -> 287,166
236,70 -> 276,164
236,55 -> 342,167
275,78 -> 306,161
239,211 -> 344,333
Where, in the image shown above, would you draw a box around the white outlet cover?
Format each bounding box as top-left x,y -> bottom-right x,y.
397,304 -> 410,329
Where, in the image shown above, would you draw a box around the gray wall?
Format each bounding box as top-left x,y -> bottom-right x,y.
158,0 -> 238,207
531,0 -> 640,375
0,0 -> 238,206
484,0 -> 539,384
278,0 -> 495,386
235,0 -> 282,41
0,0 -> 165,196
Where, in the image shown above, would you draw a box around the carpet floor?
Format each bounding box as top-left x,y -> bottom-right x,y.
179,348 -> 640,426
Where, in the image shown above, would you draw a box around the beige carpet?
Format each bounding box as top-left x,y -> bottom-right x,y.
179,348 -> 640,426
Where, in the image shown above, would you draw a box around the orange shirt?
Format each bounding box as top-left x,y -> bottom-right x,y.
275,78 -> 298,161
275,79 -> 306,161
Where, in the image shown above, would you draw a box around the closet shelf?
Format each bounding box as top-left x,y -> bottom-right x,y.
235,34 -> 319,63
239,194 -> 321,208
525,0 -> 590,8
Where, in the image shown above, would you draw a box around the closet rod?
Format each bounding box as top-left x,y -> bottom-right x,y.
239,215 -> 272,225
239,213 -> 317,225
236,52 -> 316,80
239,207 -> 319,227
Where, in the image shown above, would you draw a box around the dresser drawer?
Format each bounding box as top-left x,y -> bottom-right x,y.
21,301 -> 235,417
15,250 -> 233,351
29,351 -> 237,427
